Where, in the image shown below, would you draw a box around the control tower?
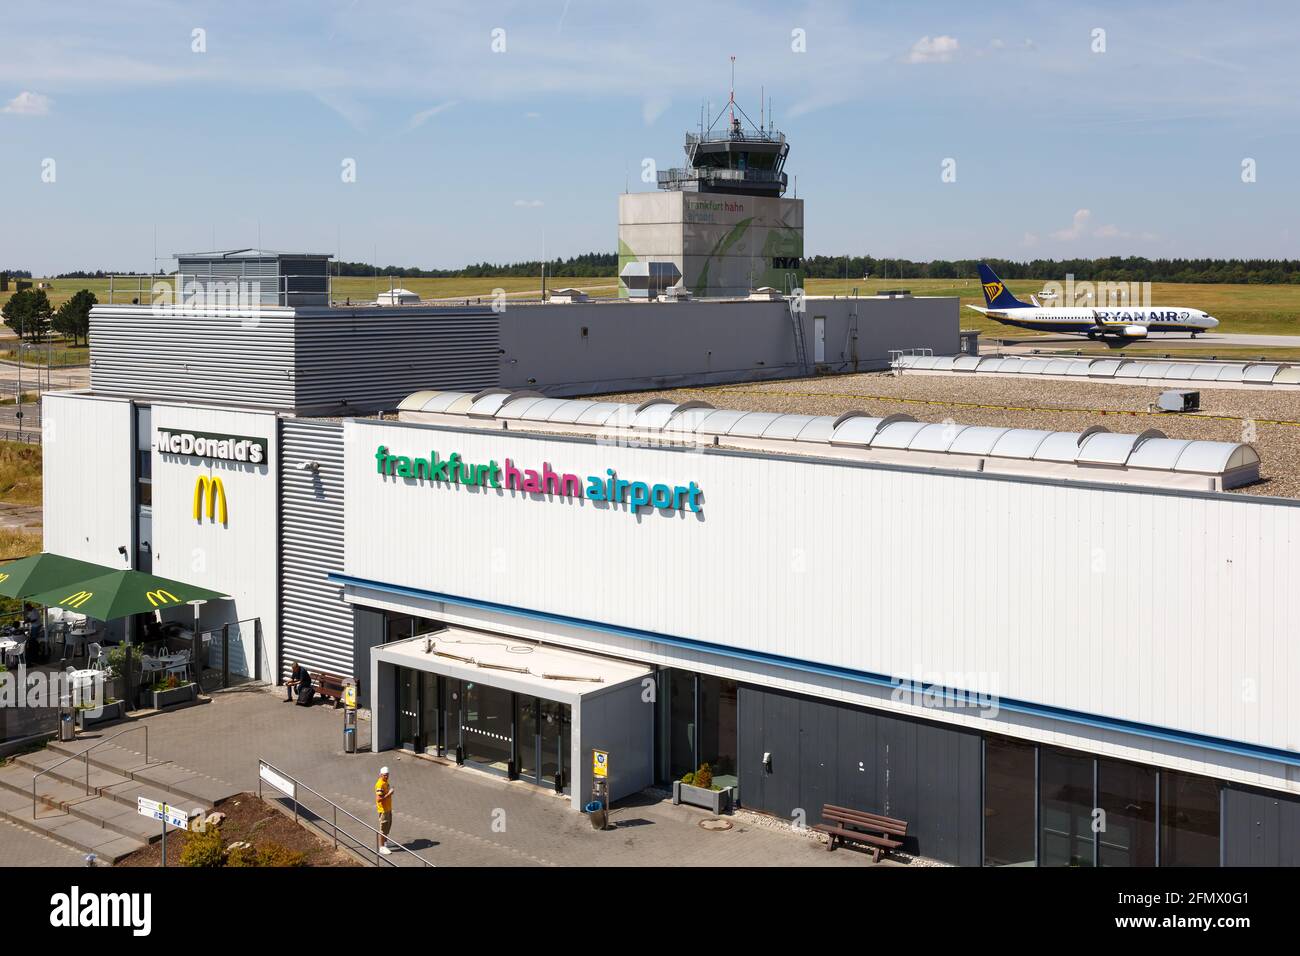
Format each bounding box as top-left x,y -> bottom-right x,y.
619,61 -> 804,299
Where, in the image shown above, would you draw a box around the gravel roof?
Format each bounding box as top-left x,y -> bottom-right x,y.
595,372 -> 1300,499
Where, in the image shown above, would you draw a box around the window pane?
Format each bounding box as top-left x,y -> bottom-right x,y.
668,670 -> 696,780
984,737 -> 1037,866
697,675 -> 738,788
1097,759 -> 1157,866
1161,771 -> 1220,866
1040,749 -> 1095,867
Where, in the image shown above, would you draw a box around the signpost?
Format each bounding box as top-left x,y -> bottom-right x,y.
137,796 -> 191,866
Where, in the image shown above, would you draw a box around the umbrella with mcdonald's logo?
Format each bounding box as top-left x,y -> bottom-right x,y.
0,553 -> 117,599
26,569 -> 229,620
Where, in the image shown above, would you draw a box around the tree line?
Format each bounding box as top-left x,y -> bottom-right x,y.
801,256 -> 1300,284
1,289 -> 95,344
331,252 -> 618,279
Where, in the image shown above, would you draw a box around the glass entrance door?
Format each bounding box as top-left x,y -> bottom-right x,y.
460,681 -> 514,775
538,699 -> 569,792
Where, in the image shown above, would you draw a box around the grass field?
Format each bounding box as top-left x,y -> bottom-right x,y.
0,275 -> 621,311
0,441 -> 42,506
6,274 -> 1300,339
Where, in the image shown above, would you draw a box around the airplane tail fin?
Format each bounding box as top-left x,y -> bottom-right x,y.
977,263 -> 1032,309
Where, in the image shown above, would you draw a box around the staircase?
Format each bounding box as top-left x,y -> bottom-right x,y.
784,271 -> 810,374
0,737 -> 240,863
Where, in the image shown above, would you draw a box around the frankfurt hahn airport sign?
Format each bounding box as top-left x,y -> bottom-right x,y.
158,428 -> 267,465
373,445 -> 703,514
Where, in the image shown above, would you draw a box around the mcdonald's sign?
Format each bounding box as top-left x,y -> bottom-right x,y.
62,590 -> 94,609
193,475 -> 229,525
146,589 -> 180,607
0,572 -> 9,583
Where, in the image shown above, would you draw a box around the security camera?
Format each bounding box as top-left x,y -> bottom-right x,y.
298,460 -> 320,472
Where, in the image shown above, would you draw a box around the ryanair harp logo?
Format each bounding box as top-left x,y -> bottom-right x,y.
146,589 -> 179,607
982,281 -> 1004,301
62,590 -> 94,609
193,475 -> 229,525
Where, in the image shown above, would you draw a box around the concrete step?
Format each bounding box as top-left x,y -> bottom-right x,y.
46,739 -> 239,806
8,750 -> 210,818
0,803 -> 145,863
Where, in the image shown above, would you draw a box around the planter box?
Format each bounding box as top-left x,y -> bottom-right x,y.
150,683 -> 197,710
77,700 -> 125,729
673,780 -> 734,815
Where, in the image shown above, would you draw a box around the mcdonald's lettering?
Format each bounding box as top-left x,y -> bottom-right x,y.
146,589 -> 179,607
193,475 -> 229,525
62,590 -> 94,609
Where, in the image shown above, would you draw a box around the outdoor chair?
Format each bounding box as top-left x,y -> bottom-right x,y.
86,642 -> 107,671
4,641 -> 26,668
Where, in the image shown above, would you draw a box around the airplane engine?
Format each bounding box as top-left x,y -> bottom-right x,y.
1122,325 -> 1148,338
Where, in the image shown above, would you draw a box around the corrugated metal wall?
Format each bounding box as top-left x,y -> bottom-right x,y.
279,417 -> 352,680
1222,785 -> 1300,865
291,308 -> 500,413
91,307 -> 297,407
738,684 -> 983,865
90,306 -> 500,414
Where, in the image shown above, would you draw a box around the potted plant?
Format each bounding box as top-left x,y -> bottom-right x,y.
672,762 -> 734,814
76,697 -> 125,728
149,673 -> 198,710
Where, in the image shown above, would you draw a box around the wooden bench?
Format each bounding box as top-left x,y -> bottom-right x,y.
812,803 -> 909,862
298,670 -> 351,708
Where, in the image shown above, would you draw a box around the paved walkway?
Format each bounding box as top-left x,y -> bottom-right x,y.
4,686 -> 881,867
0,817 -> 88,866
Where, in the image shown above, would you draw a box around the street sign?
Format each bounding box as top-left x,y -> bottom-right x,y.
259,760 -> 296,799
137,796 -> 188,830
592,749 -> 609,779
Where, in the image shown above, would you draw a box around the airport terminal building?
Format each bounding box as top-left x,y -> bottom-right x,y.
35,270 -> 1300,867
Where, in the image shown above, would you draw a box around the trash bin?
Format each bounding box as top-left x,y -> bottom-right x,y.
584,800 -> 607,830
343,707 -> 357,754
59,709 -> 75,742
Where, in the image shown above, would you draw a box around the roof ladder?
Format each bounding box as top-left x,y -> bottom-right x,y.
784,271 -> 810,374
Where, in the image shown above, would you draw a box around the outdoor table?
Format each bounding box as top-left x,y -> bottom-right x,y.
0,638 -> 17,657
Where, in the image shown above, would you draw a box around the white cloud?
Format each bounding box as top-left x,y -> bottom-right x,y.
905,36 -> 959,64
2,91 -> 52,115
642,94 -> 671,126
513,199 -> 544,208
1051,208 -> 1093,240
404,100 -> 457,131
1050,209 -> 1156,243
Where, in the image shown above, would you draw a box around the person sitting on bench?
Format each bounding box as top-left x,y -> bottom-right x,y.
285,661 -> 314,706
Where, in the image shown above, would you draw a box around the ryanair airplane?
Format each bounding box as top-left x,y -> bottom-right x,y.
968,263 -> 1219,340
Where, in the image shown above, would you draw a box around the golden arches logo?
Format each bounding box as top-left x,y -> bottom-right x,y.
193,475 -> 228,525
0,573 -> 8,583
146,589 -> 179,607
61,590 -> 94,609
982,281 -> 1004,301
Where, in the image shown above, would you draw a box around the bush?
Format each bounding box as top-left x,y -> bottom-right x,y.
693,763 -> 713,790
680,772 -> 694,785
256,843 -> 307,867
179,824 -> 224,867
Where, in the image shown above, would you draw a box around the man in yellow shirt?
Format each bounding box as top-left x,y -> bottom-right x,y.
375,767 -> 395,855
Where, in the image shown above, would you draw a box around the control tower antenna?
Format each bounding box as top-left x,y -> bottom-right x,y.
729,55 -> 736,129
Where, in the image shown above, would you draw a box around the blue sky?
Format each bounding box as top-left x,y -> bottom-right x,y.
0,0 -> 1297,274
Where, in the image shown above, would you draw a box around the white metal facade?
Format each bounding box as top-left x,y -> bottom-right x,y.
149,404 -> 280,675
42,393 -> 135,567
341,417 -> 1300,797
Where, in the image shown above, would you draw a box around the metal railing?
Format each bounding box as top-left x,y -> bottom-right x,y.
32,724 -> 149,817
105,273 -> 332,308
686,129 -> 786,146
257,759 -> 435,868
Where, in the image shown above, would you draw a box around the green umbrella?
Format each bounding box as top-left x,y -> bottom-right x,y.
0,552 -> 117,600
26,569 -> 229,621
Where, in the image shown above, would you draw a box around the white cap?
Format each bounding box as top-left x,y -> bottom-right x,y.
379,766 -> 389,775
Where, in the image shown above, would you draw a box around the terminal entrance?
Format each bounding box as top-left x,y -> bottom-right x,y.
397,666 -> 570,792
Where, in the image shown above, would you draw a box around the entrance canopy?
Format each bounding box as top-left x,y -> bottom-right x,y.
25,568 -> 230,620
0,553 -> 117,600
378,627 -> 649,705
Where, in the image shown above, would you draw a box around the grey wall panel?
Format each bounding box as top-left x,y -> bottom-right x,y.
352,606 -> 387,710
91,307 -> 298,407
292,308 -> 500,413
1223,786 -> 1300,866
279,418 -> 352,685
738,684 -> 982,865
